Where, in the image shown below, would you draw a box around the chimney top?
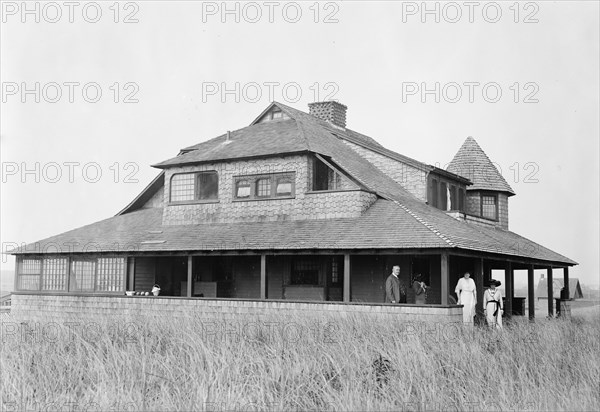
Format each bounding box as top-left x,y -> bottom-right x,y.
308,101 -> 347,129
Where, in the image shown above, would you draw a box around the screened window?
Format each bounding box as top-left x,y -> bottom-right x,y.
70,260 -> 96,292
170,172 -> 218,202
97,257 -> 126,292
42,257 -> 68,291
482,195 -> 497,220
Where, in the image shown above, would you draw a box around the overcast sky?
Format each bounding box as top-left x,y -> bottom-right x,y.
1,1 -> 598,288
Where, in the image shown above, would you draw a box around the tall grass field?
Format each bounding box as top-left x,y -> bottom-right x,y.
1,305 -> 599,411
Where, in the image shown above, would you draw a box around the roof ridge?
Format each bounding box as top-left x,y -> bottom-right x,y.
387,199 -> 456,247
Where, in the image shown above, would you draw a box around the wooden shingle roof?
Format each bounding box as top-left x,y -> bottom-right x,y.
447,136 -> 515,195
11,103 -> 575,265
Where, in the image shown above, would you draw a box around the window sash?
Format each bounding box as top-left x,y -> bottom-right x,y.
234,173 -> 295,200
481,195 -> 497,220
170,172 -> 219,202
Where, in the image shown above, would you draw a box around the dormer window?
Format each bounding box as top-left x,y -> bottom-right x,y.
233,172 -> 295,200
428,175 -> 465,212
236,180 -> 251,198
170,171 -> 219,203
257,107 -> 290,123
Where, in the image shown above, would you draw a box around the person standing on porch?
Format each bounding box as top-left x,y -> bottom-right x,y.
455,272 -> 477,325
385,265 -> 401,303
412,273 -> 427,305
483,279 -> 503,329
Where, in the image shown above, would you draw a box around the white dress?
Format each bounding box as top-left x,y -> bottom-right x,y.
484,288 -> 503,329
455,277 -> 476,324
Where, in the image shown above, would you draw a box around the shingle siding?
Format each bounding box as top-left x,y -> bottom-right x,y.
341,140 -> 428,201
162,155 -> 377,225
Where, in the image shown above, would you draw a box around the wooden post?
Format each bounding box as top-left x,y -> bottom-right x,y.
563,266 -> 569,299
187,256 -> 193,297
505,261 -> 513,317
528,265 -> 535,320
343,254 -> 350,302
260,254 -> 267,300
474,258 -> 484,317
127,257 -> 135,291
441,252 -> 449,305
547,267 -> 553,317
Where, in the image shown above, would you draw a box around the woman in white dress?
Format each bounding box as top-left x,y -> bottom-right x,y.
455,272 -> 476,325
483,279 -> 503,329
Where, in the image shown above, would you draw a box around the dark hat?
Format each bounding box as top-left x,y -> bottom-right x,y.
488,279 -> 501,287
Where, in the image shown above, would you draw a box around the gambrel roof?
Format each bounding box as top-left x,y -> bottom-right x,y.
447,136 -> 516,195
12,102 -> 575,266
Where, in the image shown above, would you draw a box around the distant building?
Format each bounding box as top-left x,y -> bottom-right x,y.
537,275 -> 583,300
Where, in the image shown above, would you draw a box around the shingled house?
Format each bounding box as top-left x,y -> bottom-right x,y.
10,101 -> 576,320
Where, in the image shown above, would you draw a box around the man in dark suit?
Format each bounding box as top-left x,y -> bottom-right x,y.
385,265 -> 401,303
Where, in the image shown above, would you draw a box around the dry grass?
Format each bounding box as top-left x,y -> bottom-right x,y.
1,307 -> 599,411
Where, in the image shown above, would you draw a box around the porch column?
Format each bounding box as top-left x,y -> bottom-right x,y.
127,257 -> 135,291
343,254 -> 350,302
528,264 -> 535,320
187,256 -> 193,297
441,252 -> 449,305
505,261 -> 513,317
563,266 -> 569,299
474,258 -> 484,317
547,267 -> 553,317
260,254 -> 267,300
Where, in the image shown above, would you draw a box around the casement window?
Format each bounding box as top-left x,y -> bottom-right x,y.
42,257 -> 68,291
458,188 -> 465,212
312,157 -> 343,191
429,178 -> 439,208
15,256 -> 125,293
233,172 -> 295,200
439,182 -> 448,211
96,258 -> 126,292
428,176 -> 466,213
481,194 -> 498,220
170,171 -> 218,203
17,259 -> 41,290
70,260 -> 96,292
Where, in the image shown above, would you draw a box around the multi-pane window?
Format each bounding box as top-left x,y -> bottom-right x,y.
16,256 -> 126,294
331,258 -> 339,284
482,195 -> 497,220
42,258 -> 68,291
256,178 -> 271,197
70,260 -> 96,292
233,173 -> 295,200
18,259 -> 41,290
170,172 -> 218,202
428,176 -> 466,213
97,257 -> 125,292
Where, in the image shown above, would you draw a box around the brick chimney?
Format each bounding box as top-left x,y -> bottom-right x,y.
308,101 -> 347,129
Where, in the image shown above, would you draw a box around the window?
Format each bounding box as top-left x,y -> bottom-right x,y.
458,188 -> 465,212
331,257 -> 340,284
233,173 -> 295,200
429,179 -> 438,208
481,195 -> 497,220
17,258 -> 41,290
276,177 -> 293,196
312,157 -> 342,191
170,171 -> 218,202
170,173 -> 195,202
449,186 -> 457,211
291,259 -> 320,285
42,257 -> 68,291
256,178 -> 271,197
97,257 -> 126,292
70,260 -> 96,292
236,180 -> 251,198
439,182 -> 448,211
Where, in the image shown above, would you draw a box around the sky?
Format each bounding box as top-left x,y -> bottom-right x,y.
1,1 -> 599,290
